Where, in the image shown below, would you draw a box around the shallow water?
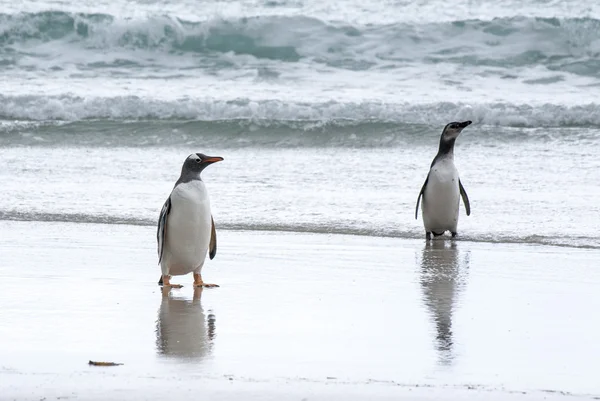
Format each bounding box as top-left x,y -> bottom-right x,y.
1,141 -> 599,249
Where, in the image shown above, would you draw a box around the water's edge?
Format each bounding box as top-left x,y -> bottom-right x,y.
3,211 -> 598,250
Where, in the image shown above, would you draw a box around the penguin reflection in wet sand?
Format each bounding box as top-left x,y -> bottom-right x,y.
415,121 -> 472,240
156,288 -> 216,360
157,153 -> 223,288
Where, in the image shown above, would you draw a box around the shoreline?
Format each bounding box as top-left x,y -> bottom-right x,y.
1,216 -> 597,251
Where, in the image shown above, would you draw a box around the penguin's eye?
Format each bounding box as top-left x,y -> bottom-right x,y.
196,159 -> 202,163
450,124 -> 457,129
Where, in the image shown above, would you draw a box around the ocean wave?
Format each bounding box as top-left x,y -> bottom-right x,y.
2,210 -> 598,250
1,95 -> 600,128
1,11 -> 600,74
3,119 -> 598,148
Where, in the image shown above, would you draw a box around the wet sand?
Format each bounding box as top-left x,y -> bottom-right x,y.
1,220 -> 600,400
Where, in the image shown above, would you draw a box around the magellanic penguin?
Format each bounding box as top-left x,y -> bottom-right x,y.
157,153 -> 223,288
415,121 -> 472,240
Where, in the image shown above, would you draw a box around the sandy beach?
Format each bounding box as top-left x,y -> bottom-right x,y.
2,220 -> 599,400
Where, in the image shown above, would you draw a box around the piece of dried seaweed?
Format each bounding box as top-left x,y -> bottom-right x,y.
88,360 -> 123,366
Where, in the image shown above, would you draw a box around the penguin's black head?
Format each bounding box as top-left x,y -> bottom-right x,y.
441,120 -> 472,141
182,153 -> 224,175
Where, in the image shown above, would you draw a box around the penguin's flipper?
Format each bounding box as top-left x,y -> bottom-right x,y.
209,215 -> 217,260
157,196 -> 172,264
459,179 -> 471,216
415,175 -> 429,219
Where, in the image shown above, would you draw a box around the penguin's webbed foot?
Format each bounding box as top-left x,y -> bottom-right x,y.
426,232 -> 432,240
160,275 -> 183,289
195,283 -> 220,288
193,273 -> 220,288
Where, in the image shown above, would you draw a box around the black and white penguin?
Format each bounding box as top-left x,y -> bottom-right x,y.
415,121 -> 472,240
157,153 -> 223,288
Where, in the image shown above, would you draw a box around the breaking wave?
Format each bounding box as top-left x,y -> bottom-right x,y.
1,95 -> 600,128
1,11 -> 600,74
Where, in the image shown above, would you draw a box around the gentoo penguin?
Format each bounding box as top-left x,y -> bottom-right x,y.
157,153 -> 223,288
415,121 -> 471,240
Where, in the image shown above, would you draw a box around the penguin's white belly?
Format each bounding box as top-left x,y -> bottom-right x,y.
163,181 -> 212,276
422,161 -> 460,233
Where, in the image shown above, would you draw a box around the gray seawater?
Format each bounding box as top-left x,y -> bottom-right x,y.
1,0 -> 600,249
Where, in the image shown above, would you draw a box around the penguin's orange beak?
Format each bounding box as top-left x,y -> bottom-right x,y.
203,156 -> 224,163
